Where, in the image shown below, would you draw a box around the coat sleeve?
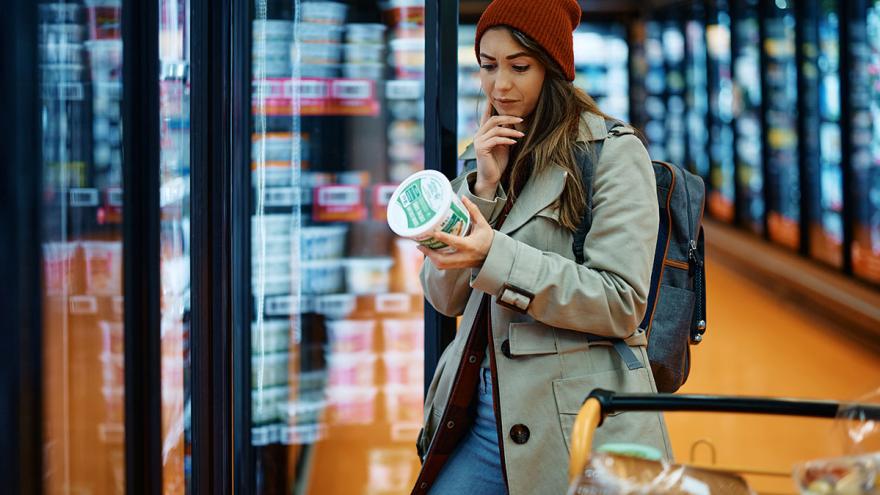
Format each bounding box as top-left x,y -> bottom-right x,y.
469,134 -> 660,339
420,168 -> 508,317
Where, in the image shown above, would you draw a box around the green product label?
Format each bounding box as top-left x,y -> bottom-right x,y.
418,237 -> 447,250
396,178 -> 438,229
443,201 -> 467,234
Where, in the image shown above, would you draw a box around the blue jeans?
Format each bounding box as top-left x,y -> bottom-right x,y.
429,368 -> 507,494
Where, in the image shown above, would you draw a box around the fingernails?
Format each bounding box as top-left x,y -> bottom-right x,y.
515,117 -> 524,122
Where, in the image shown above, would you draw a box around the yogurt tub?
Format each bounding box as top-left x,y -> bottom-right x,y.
345,23 -> 386,45
39,3 -> 82,24
293,43 -> 342,65
253,20 -> 294,40
300,2 -> 348,25
344,43 -> 384,64
295,23 -> 345,44
344,257 -> 393,295
386,170 -> 470,252
40,24 -> 86,44
341,63 -> 384,80
315,293 -> 357,320
326,319 -> 376,354
301,225 -> 348,260
301,259 -> 345,294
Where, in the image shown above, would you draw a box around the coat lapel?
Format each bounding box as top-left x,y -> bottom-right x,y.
499,163 -> 567,235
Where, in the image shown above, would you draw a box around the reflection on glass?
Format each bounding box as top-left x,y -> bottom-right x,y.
685,16 -> 710,179
663,21 -> 687,167
706,1 -> 736,222
763,1 -> 801,250
644,21 -> 667,161
732,0 -> 764,234
250,1 -> 425,493
851,0 -> 880,284
40,1 -> 126,493
159,0 -> 191,492
457,21 -> 630,154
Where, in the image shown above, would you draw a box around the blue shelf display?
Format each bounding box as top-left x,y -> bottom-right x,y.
685,16 -> 710,180
706,1 -> 736,223
732,0 -> 764,234
663,20 -> 688,167
762,1 -> 801,250
850,0 -> 880,284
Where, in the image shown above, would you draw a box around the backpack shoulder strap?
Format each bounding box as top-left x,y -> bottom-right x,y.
572,118 -> 629,264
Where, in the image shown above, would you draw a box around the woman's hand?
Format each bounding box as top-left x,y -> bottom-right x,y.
473,102 -> 524,199
418,196 -> 495,270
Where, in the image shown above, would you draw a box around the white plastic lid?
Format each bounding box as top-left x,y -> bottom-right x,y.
386,170 -> 452,237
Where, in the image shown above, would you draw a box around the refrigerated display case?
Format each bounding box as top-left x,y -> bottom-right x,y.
762,0 -> 801,250
39,2 -> 128,492
685,11 -> 710,180
848,0 -> 880,284
457,21 -> 630,151
732,0 -> 764,235
249,1 -> 426,492
706,0 -> 736,222
643,20 -> 668,161
801,0 -> 844,268
663,19 -> 687,167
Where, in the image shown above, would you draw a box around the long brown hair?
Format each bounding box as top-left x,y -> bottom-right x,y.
486,26 -> 612,231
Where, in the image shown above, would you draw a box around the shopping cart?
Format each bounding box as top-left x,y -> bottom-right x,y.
568,389 -> 880,494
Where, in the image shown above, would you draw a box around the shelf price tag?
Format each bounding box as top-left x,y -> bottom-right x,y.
313,185 -> 365,222
330,79 -> 379,116
371,184 -> 398,221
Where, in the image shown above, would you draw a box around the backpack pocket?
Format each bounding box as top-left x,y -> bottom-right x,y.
646,285 -> 695,392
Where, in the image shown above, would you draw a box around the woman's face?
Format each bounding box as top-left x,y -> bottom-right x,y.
479,27 -> 546,121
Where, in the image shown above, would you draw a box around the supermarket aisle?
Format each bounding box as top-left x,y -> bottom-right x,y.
666,251 -> 880,494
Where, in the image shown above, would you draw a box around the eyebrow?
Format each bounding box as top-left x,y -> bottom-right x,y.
479,52 -> 531,61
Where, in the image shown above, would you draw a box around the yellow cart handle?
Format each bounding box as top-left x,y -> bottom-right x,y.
568,397 -> 602,484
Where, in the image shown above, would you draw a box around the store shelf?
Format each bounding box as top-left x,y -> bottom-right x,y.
252,77 -> 381,117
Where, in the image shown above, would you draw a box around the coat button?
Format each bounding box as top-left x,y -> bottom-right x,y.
501,339 -> 512,359
510,424 -> 530,444
446,420 -> 455,429
468,354 -> 477,364
419,482 -> 428,490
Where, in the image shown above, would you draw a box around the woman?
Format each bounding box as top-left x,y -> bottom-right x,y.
411,1 -> 671,494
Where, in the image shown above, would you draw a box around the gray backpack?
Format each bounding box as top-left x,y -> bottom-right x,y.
575,119 -> 707,393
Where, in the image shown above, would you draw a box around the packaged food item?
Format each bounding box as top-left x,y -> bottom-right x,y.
99,351 -> 124,388
40,24 -> 86,44
387,170 -> 470,252
382,351 -> 423,387
344,257 -> 394,294
251,352 -> 290,388
794,453 -> 880,495
99,320 -> 124,355
390,37 -> 425,78
315,293 -> 358,320
301,259 -> 345,294
39,3 -> 82,24
293,43 -> 342,65
81,241 -> 122,296
346,23 -> 386,44
253,20 -> 294,41
300,2 -> 348,26
344,43 -> 384,64
251,320 -> 291,355
327,353 -> 377,387
392,237 -> 424,294
295,23 -> 345,44
43,242 -> 79,296
313,184 -> 366,222
301,224 -> 348,260
85,40 -> 123,82
342,62 -> 384,80
383,0 -> 425,36
569,453 -> 753,495
382,318 -> 423,352
383,384 -> 423,424
327,385 -> 377,425
326,319 -> 376,354
84,0 -> 122,40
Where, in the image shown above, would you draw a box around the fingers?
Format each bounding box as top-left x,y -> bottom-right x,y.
477,115 -> 523,137
418,244 -> 468,270
482,126 -> 524,140
461,196 -> 489,227
432,230 -> 465,250
480,99 -> 492,127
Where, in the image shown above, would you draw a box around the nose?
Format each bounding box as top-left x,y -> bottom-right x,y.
494,68 -> 513,92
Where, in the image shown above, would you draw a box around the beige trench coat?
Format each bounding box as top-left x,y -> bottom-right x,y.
412,112 -> 672,495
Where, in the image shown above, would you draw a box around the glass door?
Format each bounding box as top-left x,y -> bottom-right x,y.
39,1 -> 127,492
706,0 -> 736,223
159,0 -> 191,492
643,20 -> 668,161
849,0 -> 880,284
732,0 -> 764,235
249,0 -> 427,492
762,0 -> 801,250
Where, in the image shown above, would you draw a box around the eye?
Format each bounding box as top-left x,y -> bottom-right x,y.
481,64 -> 497,71
513,65 -> 530,73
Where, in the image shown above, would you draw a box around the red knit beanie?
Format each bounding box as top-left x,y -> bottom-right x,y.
475,0 -> 582,81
